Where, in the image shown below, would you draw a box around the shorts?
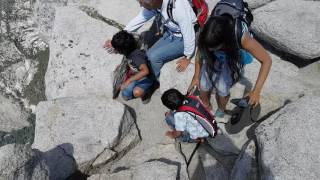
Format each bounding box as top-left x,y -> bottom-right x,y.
122,77 -> 155,100
200,61 -> 233,97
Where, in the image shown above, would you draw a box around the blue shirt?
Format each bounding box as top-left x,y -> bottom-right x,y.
214,50 -> 253,65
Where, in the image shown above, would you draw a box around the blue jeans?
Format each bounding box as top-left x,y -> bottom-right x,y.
165,112 -> 197,143
146,32 -> 184,80
122,77 -> 155,100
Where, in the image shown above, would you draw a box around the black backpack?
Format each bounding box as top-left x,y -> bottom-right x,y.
211,0 -> 253,48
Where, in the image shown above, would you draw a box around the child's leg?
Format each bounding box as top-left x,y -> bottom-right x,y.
216,94 -> 230,112
199,63 -> 214,109
200,90 -> 212,109
121,81 -> 137,100
165,130 -> 182,139
134,77 -> 155,98
132,87 -> 144,98
215,61 -> 233,113
164,111 -> 175,129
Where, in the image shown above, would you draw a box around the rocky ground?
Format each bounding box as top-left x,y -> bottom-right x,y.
0,0 -> 319,180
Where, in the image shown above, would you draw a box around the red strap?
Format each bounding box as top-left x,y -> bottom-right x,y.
192,0 -> 208,26
178,106 -> 207,119
186,95 -> 215,119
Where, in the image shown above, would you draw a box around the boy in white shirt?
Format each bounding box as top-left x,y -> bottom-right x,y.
161,88 -> 218,143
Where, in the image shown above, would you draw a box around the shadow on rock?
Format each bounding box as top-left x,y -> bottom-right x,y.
225,110 -> 256,135
34,143 -> 88,180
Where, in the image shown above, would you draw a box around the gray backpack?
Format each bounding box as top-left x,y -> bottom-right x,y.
211,0 -> 253,48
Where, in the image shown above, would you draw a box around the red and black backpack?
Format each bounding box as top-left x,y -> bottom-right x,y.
167,0 -> 209,27
177,95 -> 218,137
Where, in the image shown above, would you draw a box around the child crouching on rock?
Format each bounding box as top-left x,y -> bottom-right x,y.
111,30 -> 159,102
161,88 -> 219,143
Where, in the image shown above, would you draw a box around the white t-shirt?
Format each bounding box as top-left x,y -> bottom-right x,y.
174,112 -> 209,139
124,0 -> 197,59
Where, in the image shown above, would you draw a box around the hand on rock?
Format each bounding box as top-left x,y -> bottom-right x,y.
103,39 -> 117,54
176,57 -> 191,72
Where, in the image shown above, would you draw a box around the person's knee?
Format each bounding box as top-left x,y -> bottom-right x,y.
122,89 -> 132,101
133,87 -> 144,98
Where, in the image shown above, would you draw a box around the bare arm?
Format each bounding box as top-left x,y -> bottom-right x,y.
241,33 -> 272,106
121,64 -> 149,90
127,64 -> 149,82
174,0 -> 196,72
188,49 -> 203,92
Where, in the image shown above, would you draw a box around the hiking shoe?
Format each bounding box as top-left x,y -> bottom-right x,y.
141,96 -> 151,104
141,81 -> 160,104
215,108 -> 225,118
231,97 -> 249,108
230,112 -> 241,125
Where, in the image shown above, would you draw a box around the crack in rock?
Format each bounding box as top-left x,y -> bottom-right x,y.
79,6 -> 125,30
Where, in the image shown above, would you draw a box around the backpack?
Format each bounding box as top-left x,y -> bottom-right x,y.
177,95 -> 218,137
211,0 -> 253,49
167,0 -> 209,27
112,56 -> 132,99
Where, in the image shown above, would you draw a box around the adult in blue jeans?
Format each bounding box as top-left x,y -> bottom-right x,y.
104,0 -> 197,80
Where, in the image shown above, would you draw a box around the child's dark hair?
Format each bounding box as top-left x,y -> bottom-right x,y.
161,89 -> 185,110
198,15 -> 244,85
111,30 -> 137,56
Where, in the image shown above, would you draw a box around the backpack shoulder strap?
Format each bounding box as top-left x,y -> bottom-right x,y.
167,0 -> 179,25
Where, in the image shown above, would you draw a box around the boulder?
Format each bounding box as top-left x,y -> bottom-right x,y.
92,0 -> 141,26
252,0 -> 320,59
115,95 -> 173,148
185,143 -> 238,180
0,94 -> 29,132
298,61 -> 320,88
255,95 -> 320,180
246,0 -> 273,9
35,143 -> 77,180
33,0 -> 68,42
0,144 -> 49,180
0,40 -> 24,70
32,96 -> 140,179
207,124 -> 252,155
161,52 -> 305,120
160,60 -> 195,94
230,53 -> 306,119
230,140 -> 258,180
0,60 -> 38,97
0,0 -> 47,57
107,144 -> 189,180
45,7 -> 122,100
0,40 -> 38,99
89,161 -> 182,180
197,146 -> 234,180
